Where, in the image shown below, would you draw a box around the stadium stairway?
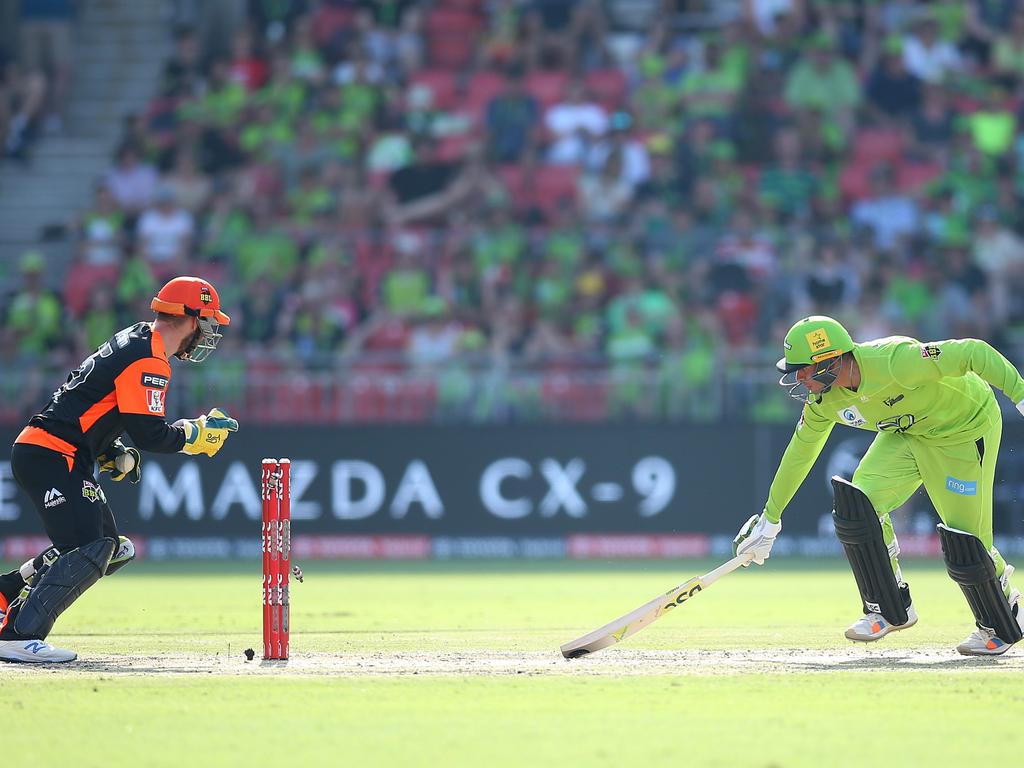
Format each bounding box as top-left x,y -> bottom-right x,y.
0,0 -> 167,288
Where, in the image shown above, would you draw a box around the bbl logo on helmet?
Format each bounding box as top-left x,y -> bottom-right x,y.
199,285 -> 213,305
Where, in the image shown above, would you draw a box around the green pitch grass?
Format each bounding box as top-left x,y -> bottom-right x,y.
3,559 -> 1023,767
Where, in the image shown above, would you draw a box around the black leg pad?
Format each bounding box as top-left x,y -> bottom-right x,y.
938,524 -> 1022,643
831,476 -> 910,626
12,537 -> 115,640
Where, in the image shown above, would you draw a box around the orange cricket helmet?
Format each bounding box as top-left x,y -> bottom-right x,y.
151,276 -> 231,324
151,276 -> 230,362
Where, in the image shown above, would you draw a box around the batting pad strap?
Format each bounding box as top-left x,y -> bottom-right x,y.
13,537 -> 115,641
938,524 -> 1023,643
831,476 -> 910,627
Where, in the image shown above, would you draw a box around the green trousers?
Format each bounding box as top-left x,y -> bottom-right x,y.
852,417 -> 1008,586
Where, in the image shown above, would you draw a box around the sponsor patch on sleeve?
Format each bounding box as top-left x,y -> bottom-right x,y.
921,345 -> 942,360
146,388 -> 165,414
141,372 -> 169,389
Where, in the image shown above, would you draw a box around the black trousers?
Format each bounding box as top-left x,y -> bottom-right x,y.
9,444 -> 118,551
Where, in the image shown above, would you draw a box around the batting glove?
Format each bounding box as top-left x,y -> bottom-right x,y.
97,439 -> 142,483
732,512 -> 782,567
175,407 -> 239,457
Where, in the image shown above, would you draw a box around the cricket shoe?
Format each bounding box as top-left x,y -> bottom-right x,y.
955,588 -> 1024,657
0,638 -> 77,663
845,605 -> 918,642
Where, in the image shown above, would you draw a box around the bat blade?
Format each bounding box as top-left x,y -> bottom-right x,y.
560,577 -> 703,659
560,553 -> 752,659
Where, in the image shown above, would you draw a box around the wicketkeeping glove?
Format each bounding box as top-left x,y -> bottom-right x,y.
97,439 -> 142,483
732,512 -> 782,566
174,407 -> 239,457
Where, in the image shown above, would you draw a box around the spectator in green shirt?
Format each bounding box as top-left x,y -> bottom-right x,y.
784,35 -> 861,136
966,86 -> 1016,157
4,252 -> 62,357
235,200 -> 299,284
758,126 -> 819,217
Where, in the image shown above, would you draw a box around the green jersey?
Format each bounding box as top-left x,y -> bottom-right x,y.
764,336 -> 1024,522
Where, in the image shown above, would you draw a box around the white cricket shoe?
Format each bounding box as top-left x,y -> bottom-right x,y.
0,638 -> 77,663
955,589 -> 1024,657
845,605 -> 918,642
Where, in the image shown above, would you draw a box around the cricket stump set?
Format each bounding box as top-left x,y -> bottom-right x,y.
262,458 -> 291,660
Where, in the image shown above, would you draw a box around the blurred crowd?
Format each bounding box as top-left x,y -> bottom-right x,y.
0,0 -> 73,161
9,0 -> 1024,422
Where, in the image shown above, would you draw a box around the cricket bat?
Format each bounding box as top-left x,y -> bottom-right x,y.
560,553 -> 754,658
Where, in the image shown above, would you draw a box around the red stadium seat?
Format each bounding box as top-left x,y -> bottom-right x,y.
427,33 -> 476,70
425,8 -> 483,33
435,132 -> 475,162
63,263 -> 120,317
532,165 -> 579,213
584,69 -> 628,111
465,70 -> 507,121
310,5 -> 356,46
524,70 -> 569,110
393,378 -> 438,421
838,162 -> 872,203
410,70 -> 461,111
438,0 -> 482,9
852,128 -> 906,165
897,161 -> 943,193
542,373 -> 609,422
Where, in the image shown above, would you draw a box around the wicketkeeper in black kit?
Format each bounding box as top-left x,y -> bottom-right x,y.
0,276 -> 238,663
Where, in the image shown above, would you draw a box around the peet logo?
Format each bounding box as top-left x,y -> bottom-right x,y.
141,373 -> 168,389
805,329 -> 831,352
883,394 -> 905,407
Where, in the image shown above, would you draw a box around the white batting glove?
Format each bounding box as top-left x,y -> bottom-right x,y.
732,512 -> 782,566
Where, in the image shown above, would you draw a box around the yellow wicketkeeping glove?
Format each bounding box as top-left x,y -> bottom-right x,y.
97,439 -> 142,483
174,407 -> 239,457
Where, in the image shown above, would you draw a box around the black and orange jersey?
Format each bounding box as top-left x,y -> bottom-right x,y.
21,322 -> 185,460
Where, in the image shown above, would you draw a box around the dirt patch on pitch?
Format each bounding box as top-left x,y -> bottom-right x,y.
5,648 -> 1024,677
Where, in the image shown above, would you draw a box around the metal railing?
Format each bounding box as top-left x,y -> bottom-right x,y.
0,352 -> 806,425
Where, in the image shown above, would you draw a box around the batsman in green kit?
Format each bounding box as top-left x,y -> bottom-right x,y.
732,316 -> 1024,656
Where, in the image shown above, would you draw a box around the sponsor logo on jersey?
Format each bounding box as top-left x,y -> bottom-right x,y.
805,328 -> 831,352
921,345 -> 942,359
883,394 -> 905,407
946,476 -> 977,496
141,373 -> 168,389
43,488 -> 66,508
837,405 -> 867,427
147,388 -> 165,414
877,414 -> 918,433
81,480 -> 106,504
